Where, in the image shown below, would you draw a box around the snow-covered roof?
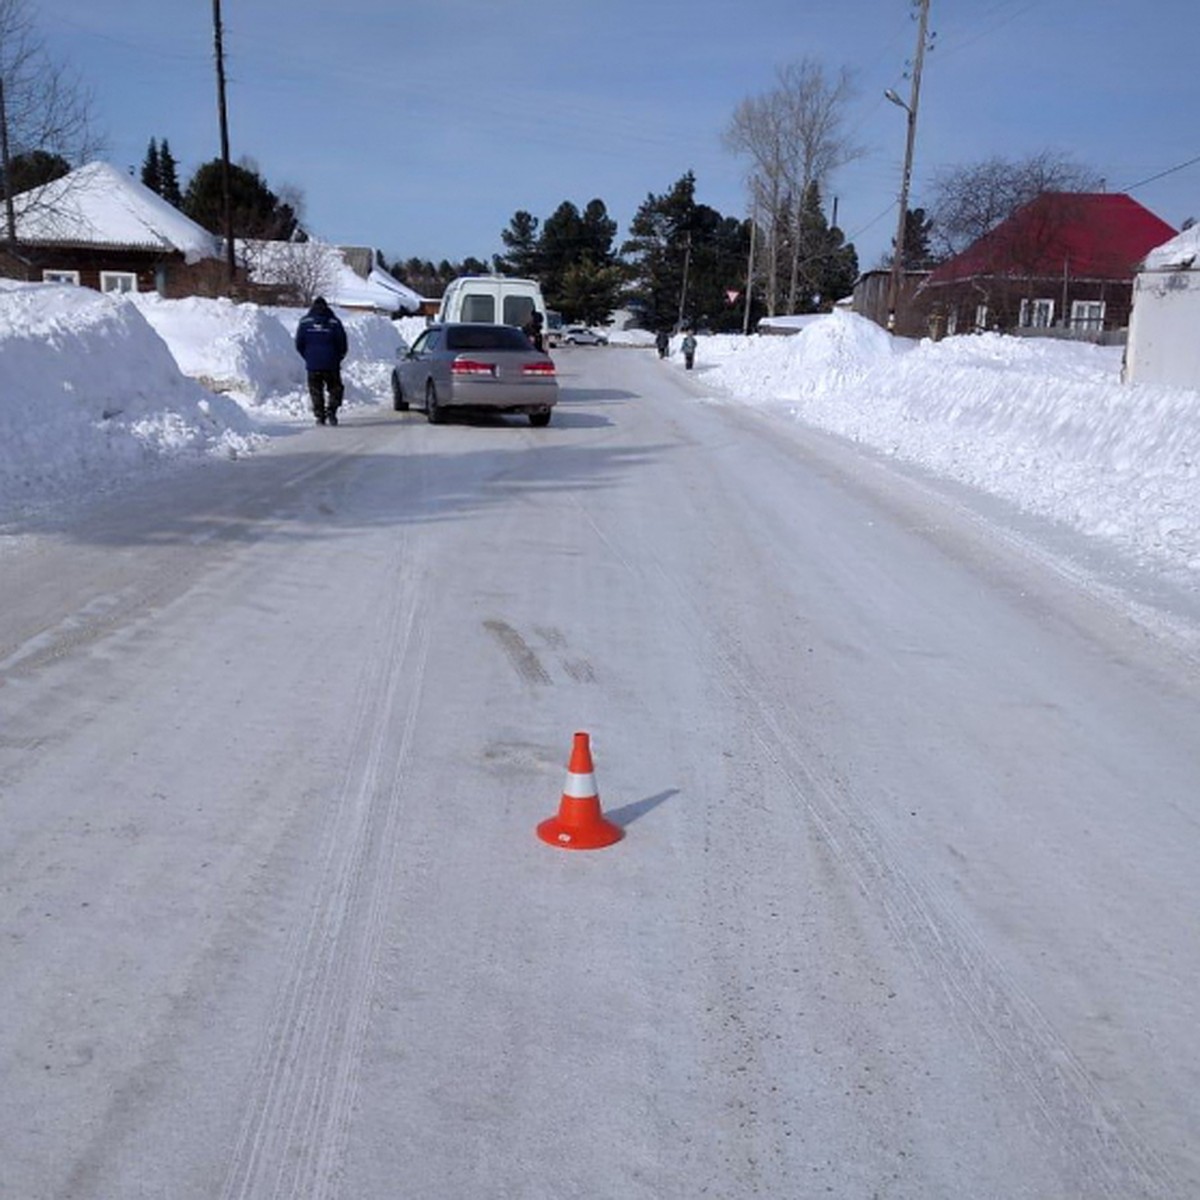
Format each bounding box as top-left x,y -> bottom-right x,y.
1142,224 -> 1200,271
10,161 -> 219,264
238,239 -> 421,313
334,260 -> 422,313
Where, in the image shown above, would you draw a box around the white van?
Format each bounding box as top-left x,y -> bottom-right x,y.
437,275 -> 548,330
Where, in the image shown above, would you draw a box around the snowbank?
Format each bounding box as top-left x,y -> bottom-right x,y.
133,294 -> 299,402
0,282 -> 261,512
135,296 -> 406,415
695,312 -> 1200,576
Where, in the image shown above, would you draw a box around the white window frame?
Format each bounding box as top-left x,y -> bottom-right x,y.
100,270 -> 138,295
42,268 -> 80,286
1019,297 -> 1055,329
974,304 -> 989,332
1070,299 -> 1105,331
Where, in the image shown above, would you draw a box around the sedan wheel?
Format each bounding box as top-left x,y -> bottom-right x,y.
529,410 -> 552,428
425,379 -> 444,424
391,371 -> 408,411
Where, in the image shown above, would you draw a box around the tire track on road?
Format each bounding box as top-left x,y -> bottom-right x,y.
220,534 -> 430,1200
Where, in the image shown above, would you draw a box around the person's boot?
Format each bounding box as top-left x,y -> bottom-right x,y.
314,408 -> 327,425
327,409 -> 338,426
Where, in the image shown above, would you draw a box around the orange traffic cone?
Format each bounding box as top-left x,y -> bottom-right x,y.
537,731 -> 624,850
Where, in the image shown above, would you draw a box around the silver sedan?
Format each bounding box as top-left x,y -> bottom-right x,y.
391,323 -> 558,427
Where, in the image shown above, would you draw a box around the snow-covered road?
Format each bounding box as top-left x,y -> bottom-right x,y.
2,347 -> 1198,1198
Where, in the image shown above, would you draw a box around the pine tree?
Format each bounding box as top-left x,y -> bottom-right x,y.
0,150 -> 70,196
141,138 -> 161,194
622,173 -> 699,331
494,211 -> 541,276
158,139 -> 183,207
623,173 -> 749,331
899,207 -> 936,270
784,182 -> 858,312
182,160 -> 299,240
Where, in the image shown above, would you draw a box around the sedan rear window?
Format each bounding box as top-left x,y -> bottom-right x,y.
445,326 -> 533,351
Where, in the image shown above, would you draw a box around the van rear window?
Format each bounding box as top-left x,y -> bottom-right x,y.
460,294 -> 496,322
503,295 -> 535,326
446,326 -> 533,351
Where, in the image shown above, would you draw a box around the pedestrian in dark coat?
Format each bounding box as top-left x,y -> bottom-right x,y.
295,297 -> 348,424
681,331 -> 697,370
523,311 -> 546,353
655,330 -> 669,358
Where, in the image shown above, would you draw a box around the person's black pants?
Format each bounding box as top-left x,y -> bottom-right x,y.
307,369 -> 344,418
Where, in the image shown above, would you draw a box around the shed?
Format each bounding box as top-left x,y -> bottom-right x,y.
1125,225 -> 1200,390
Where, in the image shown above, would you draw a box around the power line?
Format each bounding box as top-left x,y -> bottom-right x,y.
1123,154 -> 1200,193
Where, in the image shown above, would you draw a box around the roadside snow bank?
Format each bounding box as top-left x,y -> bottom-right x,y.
700,313 -> 1200,576
133,294 -> 298,402
0,282 -> 262,513
136,297 -> 405,416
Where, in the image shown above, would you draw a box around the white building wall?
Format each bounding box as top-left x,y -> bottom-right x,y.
1126,268 -> 1200,389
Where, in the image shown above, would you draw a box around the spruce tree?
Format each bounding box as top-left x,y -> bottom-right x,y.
140,138 -> 161,194
158,140 -> 183,207
494,211 -> 541,277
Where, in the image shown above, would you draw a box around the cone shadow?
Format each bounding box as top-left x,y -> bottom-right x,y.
604,788 -> 680,828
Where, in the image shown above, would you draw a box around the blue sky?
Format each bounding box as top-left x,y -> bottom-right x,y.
37,0 -> 1199,272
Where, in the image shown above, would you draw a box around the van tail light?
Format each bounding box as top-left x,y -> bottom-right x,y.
522,360 -> 556,377
451,358 -> 495,377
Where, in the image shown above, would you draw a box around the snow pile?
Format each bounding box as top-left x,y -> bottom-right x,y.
135,297 -> 405,416
697,314 -> 1200,576
335,309 -> 407,404
695,309 -> 898,399
134,294 -> 299,402
1143,224 -> 1200,271
0,282 -> 261,510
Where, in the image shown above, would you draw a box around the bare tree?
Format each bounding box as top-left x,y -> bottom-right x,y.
0,0 -> 99,239
278,240 -> 340,305
725,58 -> 863,314
724,90 -> 788,314
928,151 -> 1102,258
239,238 -> 341,305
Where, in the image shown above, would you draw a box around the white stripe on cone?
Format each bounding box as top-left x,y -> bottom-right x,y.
562,771 -> 598,799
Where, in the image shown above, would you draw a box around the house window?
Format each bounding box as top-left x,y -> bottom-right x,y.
1019,298 -> 1055,328
974,304 -> 989,331
100,271 -> 138,295
1070,299 -> 1105,331
42,269 -> 81,286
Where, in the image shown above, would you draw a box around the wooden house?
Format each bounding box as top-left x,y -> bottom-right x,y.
920,193 -> 1176,338
0,161 -> 228,297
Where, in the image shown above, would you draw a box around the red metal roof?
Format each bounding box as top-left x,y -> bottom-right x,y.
927,193 -> 1176,284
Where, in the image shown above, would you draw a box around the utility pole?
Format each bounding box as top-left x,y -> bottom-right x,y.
743,191 -> 758,335
0,77 -> 15,242
885,0 -> 931,333
676,230 -> 692,333
212,0 -> 237,288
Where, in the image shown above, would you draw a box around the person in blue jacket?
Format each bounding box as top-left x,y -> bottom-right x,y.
295,296 -> 348,424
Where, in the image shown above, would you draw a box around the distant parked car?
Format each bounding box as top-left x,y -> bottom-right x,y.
560,325 -> 608,346
391,322 -> 558,426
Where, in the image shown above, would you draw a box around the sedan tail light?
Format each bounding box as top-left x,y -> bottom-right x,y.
451,358 -> 496,377
521,360 -> 556,376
